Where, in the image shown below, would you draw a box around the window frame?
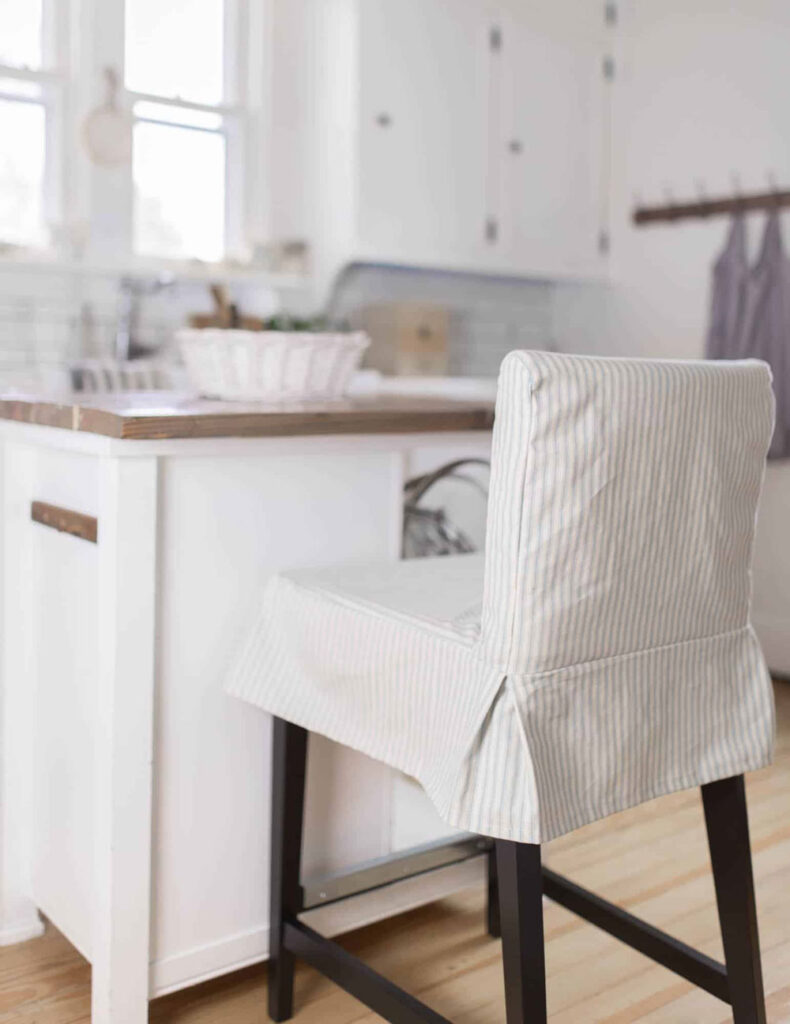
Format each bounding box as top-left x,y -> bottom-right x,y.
0,0 -> 268,271
0,0 -> 69,253
123,0 -> 251,263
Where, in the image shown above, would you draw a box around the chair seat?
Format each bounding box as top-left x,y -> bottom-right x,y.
277,552 -> 485,640
226,551 -> 772,844
227,553 -> 508,828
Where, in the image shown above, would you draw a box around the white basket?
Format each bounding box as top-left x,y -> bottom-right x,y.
177,329 -> 370,401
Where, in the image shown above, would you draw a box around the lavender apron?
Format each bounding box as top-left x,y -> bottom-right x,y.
739,212 -> 790,459
706,215 -> 748,362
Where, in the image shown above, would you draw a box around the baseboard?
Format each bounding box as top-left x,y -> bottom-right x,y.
0,909 -> 45,947
150,855 -> 486,998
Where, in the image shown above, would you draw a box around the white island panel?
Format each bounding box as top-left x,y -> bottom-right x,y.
152,445 -> 404,985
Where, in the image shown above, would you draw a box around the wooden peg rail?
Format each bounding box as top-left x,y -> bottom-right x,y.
633,188 -> 790,226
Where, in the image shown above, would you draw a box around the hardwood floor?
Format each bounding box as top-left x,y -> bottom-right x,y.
3,681 -> 789,1023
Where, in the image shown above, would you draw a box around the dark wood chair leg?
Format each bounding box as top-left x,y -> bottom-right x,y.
496,840 -> 547,1024
702,775 -> 767,1024
487,845 -> 501,938
269,717 -> 308,1022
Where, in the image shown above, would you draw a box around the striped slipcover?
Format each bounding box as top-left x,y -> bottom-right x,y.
226,351 -> 776,843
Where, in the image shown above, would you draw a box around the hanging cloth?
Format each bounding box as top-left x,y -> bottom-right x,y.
705,215 -> 748,361
739,211 -> 790,458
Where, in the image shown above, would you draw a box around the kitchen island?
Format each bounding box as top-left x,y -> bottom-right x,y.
0,391 -> 494,1024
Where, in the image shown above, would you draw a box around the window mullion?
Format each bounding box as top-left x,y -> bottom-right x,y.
0,90 -> 42,105
41,0 -> 72,252
42,80 -> 64,240
224,109 -> 245,259
221,0 -> 244,260
223,0 -> 245,107
242,0 -> 270,257
126,89 -> 238,117
41,0 -> 67,73
0,63 -> 61,84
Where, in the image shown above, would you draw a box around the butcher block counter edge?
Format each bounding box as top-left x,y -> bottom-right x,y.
0,392 -> 495,441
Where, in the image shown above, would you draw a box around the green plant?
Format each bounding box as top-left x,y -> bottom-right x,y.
262,315 -> 350,332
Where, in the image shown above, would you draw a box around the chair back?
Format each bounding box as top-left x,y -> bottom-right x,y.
480,350 -> 775,674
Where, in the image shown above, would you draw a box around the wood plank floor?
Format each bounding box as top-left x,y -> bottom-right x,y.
2,681 -> 789,1023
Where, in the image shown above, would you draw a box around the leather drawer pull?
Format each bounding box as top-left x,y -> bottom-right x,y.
31,501 -> 98,543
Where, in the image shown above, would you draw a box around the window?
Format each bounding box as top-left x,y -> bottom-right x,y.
0,0 -> 55,249
0,0 -> 258,266
125,0 -> 241,262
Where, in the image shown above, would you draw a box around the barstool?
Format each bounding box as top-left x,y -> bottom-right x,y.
227,351 -> 775,1023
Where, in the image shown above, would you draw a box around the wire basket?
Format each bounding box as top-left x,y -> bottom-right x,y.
177,329 -> 370,401
403,458 -> 490,558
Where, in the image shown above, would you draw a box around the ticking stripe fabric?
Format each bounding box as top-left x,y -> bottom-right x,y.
226,351 -> 776,843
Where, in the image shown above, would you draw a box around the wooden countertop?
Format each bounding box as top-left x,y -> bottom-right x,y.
0,391 -> 495,440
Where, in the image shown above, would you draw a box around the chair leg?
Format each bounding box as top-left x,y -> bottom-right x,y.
487,845 -> 501,938
269,717 -> 308,1022
496,840 -> 547,1024
701,776 -> 766,1024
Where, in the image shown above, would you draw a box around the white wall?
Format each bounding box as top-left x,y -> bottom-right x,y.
554,0 -> 790,673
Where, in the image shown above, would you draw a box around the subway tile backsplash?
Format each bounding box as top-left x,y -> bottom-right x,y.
0,261 -> 587,389
329,264 -> 556,377
0,269 -> 220,389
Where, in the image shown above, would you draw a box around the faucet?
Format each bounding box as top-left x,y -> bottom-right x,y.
115,273 -> 176,361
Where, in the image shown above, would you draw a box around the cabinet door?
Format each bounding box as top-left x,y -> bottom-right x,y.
496,16 -> 606,278
356,0 -> 492,270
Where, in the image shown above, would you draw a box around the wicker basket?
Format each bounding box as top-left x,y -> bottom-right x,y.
177,329 -> 370,401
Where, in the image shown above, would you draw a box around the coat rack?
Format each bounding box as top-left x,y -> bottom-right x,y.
633,187 -> 790,226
